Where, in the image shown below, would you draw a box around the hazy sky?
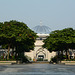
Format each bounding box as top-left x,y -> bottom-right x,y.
0,0 -> 75,31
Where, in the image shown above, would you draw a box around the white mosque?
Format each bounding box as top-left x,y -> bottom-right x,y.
25,24 -> 56,61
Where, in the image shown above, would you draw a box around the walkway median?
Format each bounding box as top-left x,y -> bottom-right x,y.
0,61 -> 16,65
61,61 -> 75,65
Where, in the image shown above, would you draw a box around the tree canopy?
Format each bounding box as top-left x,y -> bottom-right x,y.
43,28 -> 75,59
0,20 -> 37,59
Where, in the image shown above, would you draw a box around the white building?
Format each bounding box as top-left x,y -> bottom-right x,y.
25,25 -> 56,61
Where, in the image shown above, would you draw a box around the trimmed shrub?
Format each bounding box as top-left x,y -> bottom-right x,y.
37,58 -> 43,61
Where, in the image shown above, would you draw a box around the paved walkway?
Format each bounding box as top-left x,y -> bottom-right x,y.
0,64 -> 75,75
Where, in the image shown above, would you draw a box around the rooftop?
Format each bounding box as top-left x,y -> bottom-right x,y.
32,25 -> 51,34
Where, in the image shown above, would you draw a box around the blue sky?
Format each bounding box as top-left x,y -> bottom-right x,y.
0,0 -> 75,31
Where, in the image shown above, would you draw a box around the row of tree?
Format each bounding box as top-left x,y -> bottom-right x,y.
43,28 -> 75,60
0,20 -> 37,60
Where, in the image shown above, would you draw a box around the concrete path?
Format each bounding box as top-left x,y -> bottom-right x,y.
0,64 -> 75,75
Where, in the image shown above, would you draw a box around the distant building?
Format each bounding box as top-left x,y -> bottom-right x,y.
25,25 -> 56,61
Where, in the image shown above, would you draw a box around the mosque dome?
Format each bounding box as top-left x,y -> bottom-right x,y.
32,25 -> 51,34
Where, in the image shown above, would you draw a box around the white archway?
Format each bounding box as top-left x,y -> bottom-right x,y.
36,48 -> 46,59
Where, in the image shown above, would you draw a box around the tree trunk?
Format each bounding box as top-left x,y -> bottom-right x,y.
61,50 -> 63,59
67,50 -> 70,60
66,50 -> 68,59
12,46 -> 14,56
74,53 -> 75,59
61,50 -> 63,55
7,44 -> 10,60
57,50 -> 60,63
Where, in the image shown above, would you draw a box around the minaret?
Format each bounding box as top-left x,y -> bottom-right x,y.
40,20 -> 43,26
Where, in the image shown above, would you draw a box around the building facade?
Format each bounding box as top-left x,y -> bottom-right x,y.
25,33 -> 56,61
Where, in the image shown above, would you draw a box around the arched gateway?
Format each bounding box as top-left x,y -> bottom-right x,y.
25,25 -> 56,61
36,48 -> 46,59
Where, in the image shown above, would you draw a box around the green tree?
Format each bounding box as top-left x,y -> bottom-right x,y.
0,20 -> 37,60
43,28 -> 75,60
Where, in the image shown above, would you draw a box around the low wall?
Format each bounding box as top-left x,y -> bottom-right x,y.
61,61 -> 75,63
0,61 -> 16,65
61,61 -> 75,65
0,61 -> 16,63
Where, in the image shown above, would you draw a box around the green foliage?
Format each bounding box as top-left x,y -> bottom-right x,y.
0,20 -> 37,60
43,28 -> 75,59
1,56 -> 3,59
25,55 -> 32,61
65,59 -> 75,61
20,56 -> 30,63
51,56 -> 58,63
43,28 -> 75,51
50,55 -> 67,63
0,20 -> 37,48
12,56 -> 15,60
63,55 -> 67,59
43,59 -> 48,61
37,58 -> 43,61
